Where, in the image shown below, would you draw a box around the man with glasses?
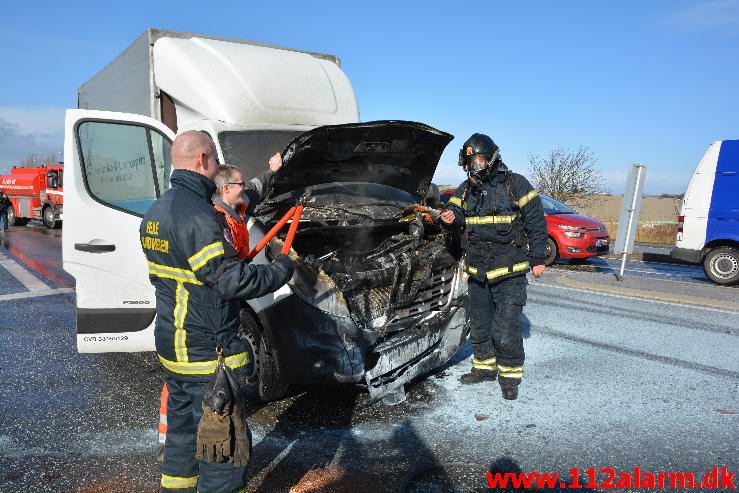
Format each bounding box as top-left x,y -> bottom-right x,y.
212,153 -> 282,259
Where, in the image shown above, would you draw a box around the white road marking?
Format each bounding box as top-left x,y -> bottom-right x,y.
0,287 -> 75,302
0,250 -> 48,291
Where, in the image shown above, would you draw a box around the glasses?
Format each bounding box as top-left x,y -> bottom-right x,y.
227,181 -> 247,187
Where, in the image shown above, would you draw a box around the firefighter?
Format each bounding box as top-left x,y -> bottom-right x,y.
140,130 -> 294,493
0,189 -> 10,232
440,133 -> 547,400
212,154 -> 281,259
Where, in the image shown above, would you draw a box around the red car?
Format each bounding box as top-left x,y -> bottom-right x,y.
540,193 -> 610,265
439,189 -> 609,265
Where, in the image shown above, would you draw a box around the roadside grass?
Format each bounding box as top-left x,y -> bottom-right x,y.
603,221 -> 677,245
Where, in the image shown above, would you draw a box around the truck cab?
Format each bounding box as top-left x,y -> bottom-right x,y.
63,30 -> 470,403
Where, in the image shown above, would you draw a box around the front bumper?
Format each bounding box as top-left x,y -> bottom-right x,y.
670,247 -> 701,264
556,234 -> 610,259
258,293 -> 468,400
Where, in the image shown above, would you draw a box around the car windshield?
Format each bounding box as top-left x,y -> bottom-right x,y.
540,194 -> 576,215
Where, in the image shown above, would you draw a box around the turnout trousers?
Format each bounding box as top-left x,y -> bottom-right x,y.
467,274 -> 527,380
161,376 -> 247,493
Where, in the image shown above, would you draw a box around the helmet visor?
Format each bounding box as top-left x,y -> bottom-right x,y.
467,154 -> 489,173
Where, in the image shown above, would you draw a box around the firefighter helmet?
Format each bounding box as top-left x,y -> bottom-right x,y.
458,133 -> 500,176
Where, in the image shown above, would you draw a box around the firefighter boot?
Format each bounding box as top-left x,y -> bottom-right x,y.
459,367 -> 497,385
498,376 -> 520,400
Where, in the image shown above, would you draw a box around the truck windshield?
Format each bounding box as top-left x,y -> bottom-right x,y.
219,130 -> 302,180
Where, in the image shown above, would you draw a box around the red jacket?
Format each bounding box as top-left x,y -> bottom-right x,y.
214,201 -> 250,260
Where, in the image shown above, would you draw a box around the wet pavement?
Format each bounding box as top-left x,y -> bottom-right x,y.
0,227 -> 737,492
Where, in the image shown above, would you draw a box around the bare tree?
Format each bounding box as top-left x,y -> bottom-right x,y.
19,152 -> 59,168
528,146 -> 606,203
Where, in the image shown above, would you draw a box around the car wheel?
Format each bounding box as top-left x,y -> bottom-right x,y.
43,206 -> 58,229
544,237 -> 558,266
238,309 -> 289,402
702,246 -> 739,285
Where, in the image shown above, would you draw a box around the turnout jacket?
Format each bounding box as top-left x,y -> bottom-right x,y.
0,194 -> 10,213
140,169 -> 293,382
445,164 -> 547,283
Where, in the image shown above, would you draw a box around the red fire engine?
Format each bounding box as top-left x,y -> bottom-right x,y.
0,165 -> 64,229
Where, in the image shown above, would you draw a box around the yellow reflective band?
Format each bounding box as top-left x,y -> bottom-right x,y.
148,262 -> 203,285
448,196 -> 464,208
174,283 -> 189,362
161,474 -> 198,489
467,266 -> 478,274
158,351 -> 250,375
484,261 -> 530,280
517,189 -> 539,208
472,357 -> 497,370
188,241 -> 224,272
466,215 -> 517,225
498,364 -> 524,378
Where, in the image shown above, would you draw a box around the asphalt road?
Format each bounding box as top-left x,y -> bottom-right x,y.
0,225 -> 736,492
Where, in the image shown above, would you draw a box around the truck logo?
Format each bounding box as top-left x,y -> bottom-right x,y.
122,300 -> 151,305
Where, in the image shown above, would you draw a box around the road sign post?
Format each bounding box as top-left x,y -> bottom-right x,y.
614,163 -> 647,281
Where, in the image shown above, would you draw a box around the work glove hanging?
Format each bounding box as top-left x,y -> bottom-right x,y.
195,402 -> 234,463
196,347 -> 235,463
230,403 -> 252,467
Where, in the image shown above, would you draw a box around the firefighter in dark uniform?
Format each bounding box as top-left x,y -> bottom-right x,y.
441,133 -> 547,400
0,189 -> 11,231
140,131 -> 294,493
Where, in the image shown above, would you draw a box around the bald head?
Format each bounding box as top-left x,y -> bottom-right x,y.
171,130 -> 219,180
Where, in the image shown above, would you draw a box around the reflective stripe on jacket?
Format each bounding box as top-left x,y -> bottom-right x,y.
140,169 -> 292,382
445,165 -> 547,283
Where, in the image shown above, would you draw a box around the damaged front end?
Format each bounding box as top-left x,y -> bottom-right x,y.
252,121 -> 468,404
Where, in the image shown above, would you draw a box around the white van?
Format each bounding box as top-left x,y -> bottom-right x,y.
671,139 -> 738,285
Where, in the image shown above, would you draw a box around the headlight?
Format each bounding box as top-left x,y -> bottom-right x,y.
557,224 -> 585,231
563,231 -> 585,238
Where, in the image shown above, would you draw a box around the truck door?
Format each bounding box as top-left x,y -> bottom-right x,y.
63,109 -> 175,352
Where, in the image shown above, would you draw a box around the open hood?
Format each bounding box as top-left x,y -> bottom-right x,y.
266,120 -> 453,200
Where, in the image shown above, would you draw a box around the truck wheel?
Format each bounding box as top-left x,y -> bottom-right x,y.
544,237 -> 558,266
238,309 -> 289,402
702,246 -> 739,285
6,205 -> 16,227
42,206 -> 58,229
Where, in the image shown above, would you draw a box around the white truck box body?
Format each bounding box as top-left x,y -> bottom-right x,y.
78,28 -> 359,130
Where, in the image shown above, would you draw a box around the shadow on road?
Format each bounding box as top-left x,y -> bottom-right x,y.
244,385 -> 457,492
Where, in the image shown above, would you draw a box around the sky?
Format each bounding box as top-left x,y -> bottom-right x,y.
1,0 -> 737,195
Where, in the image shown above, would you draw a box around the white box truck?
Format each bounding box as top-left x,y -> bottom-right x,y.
671,139 -> 739,285
63,29 -> 469,403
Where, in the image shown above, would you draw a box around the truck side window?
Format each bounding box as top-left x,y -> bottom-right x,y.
77,121 -> 171,215
47,170 -> 59,188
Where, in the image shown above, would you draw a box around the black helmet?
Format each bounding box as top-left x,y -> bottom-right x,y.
458,133 -> 500,180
